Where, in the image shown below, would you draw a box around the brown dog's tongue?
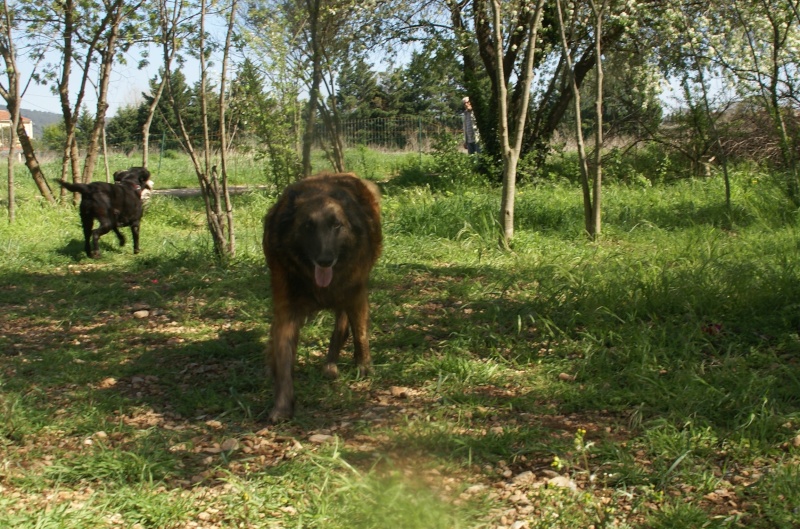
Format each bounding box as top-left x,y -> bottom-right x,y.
315,265 -> 333,288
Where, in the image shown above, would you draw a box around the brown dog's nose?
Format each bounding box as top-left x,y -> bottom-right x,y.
315,257 -> 335,268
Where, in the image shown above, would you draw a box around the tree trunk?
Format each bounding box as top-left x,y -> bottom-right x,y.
301,0 -> 322,177
81,11 -> 121,185
591,1 -> 604,238
65,138 -> 82,203
0,9 -> 55,205
556,0 -> 594,236
492,0 -> 544,244
57,0 -> 81,191
217,0 -> 238,258
163,0 -> 230,260
143,0 -> 181,168
318,102 -> 346,173
198,0 -> 226,256
2,1 -> 17,220
6,96 -> 17,223
16,122 -> 54,203
500,154 -> 518,243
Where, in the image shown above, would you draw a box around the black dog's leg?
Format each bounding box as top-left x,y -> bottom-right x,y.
81,213 -> 94,258
91,221 -> 116,258
113,227 -> 126,248
130,223 -> 140,254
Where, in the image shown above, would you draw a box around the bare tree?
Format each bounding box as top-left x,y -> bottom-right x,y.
556,0 -> 592,233
217,0 -> 238,256
1,0 -> 19,222
79,0 -> 145,185
163,0 -> 235,260
589,0 -> 605,237
301,0 -> 324,176
667,0 -> 732,212
556,0 -> 606,238
140,0 -> 185,167
248,0 -> 398,177
0,1 -> 54,205
447,0 -> 626,178
25,0 -> 142,202
725,1 -> 800,203
293,0 -> 358,175
490,0 -> 545,243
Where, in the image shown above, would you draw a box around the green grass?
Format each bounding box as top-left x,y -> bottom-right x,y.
1,152 -> 799,527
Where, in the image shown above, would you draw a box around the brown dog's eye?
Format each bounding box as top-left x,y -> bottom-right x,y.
333,221 -> 343,231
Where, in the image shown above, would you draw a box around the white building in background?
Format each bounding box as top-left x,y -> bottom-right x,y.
0,109 -> 34,149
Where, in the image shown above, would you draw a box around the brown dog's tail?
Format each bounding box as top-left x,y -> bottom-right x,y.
58,180 -> 93,195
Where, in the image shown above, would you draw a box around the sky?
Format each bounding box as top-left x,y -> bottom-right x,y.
15,43 -> 198,120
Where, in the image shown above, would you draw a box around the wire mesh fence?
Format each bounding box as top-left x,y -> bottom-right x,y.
37,115 -> 464,162
315,116 -> 463,152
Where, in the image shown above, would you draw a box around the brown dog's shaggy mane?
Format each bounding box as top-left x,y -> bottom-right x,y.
262,172 -> 382,422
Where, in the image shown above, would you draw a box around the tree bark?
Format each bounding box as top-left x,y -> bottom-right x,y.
493,0 -> 545,244
591,1 -> 604,238
218,0 -> 238,257
556,0 -> 593,235
0,6 -> 54,205
301,0 -> 322,177
163,0 -> 231,260
15,121 -> 53,203
81,0 -> 130,185
142,0 -> 183,168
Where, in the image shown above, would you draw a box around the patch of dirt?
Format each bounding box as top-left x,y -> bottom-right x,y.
0,301 -> 789,529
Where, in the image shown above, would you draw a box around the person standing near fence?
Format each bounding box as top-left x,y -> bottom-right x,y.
462,96 -> 480,155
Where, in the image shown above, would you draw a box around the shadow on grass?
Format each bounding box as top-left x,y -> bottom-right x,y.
55,239 -> 87,260
2,243 -> 800,485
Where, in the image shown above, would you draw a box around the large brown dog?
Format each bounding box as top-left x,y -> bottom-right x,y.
263,173 -> 382,422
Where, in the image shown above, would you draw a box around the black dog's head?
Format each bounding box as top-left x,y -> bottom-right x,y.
114,167 -> 154,200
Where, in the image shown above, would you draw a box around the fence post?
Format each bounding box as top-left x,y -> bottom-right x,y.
418,116 -> 423,164
157,131 -> 166,180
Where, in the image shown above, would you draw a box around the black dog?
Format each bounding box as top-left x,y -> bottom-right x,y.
59,167 -> 154,258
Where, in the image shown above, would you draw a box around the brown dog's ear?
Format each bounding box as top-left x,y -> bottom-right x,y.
275,189 -> 299,232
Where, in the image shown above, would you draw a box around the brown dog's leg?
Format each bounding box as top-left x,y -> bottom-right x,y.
268,315 -> 299,423
324,310 -> 350,378
348,291 -> 372,377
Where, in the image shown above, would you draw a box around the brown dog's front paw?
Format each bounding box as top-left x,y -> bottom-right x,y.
323,363 -> 339,379
357,364 -> 372,378
268,406 -> 293,424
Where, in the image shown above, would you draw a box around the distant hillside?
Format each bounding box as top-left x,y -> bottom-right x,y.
20,109 -> 62,138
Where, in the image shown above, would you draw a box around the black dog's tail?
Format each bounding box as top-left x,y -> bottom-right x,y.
58,180 -> 92,195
